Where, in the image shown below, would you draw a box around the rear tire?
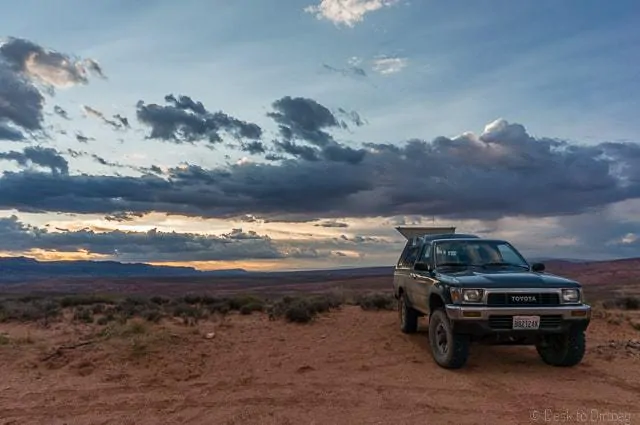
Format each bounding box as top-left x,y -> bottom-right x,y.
399,292 -> 419,334
535,328 -> 586,367
428,309 -> 470,369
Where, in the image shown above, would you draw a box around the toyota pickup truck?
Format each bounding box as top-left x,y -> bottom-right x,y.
392,226 -> 591,369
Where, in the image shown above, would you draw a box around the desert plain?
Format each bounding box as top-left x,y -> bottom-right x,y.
1,258 -> 640,425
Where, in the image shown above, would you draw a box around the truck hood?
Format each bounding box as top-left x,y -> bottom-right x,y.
436,269 -> 580,288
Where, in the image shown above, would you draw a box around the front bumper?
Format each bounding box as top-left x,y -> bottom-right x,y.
445,304 -> 591,321
444,304 -> 591,338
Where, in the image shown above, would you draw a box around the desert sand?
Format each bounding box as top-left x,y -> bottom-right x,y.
1,304 -> 639,425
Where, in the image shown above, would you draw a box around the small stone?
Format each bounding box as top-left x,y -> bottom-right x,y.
204,332 -> 216,339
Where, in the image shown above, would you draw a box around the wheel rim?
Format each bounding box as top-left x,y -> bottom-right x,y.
435,322 -> 448,355
399,298 -> 406,326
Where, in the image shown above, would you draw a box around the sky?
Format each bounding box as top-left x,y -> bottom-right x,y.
0,0 -> 639,271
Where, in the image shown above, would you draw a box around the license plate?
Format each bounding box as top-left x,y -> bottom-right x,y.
512,315 -> 540,330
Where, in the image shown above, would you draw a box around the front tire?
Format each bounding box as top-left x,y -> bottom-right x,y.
535,328 -> 586,367
399,292 -> 419,334
428,309 -> 470,369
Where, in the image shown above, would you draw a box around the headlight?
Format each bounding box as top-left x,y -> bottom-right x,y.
450,288 -> 484,303
561,288 -> 580,303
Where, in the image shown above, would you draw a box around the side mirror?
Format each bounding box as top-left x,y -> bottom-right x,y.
414,262 -> 432,272
531,262 -> 545,272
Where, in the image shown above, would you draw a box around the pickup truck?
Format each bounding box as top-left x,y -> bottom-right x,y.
392,226 -> 591,369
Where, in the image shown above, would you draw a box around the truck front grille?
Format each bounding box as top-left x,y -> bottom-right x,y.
487,292 -> 560,306
488,315 -> 563,330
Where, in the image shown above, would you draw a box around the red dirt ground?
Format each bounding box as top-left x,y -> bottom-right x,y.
1,306 -> 639,425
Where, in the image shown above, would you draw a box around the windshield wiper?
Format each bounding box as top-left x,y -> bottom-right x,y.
480,262 -> 529,270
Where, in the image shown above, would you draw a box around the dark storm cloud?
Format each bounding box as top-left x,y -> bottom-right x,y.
266,96 -> 368,164
0,37 -> 104,87
0,215 -> 302,262
0,145 -> 68,174
136,94 -> 262,144
0,37 -> 101,140
0,123 -> 23,141
267,96 -> 339,147
240,140 -> 266,155
0,59 -> 44,133
0,102 -> 639,223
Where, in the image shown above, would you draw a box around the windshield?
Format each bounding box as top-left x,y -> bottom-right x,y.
432,240 -> 529,269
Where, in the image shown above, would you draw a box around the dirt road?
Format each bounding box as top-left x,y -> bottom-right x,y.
1,307 -> 639,424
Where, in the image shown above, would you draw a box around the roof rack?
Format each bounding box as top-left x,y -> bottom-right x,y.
395,226 -> 456,240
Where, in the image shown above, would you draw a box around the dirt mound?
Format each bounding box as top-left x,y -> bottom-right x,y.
1,307 -> 640,425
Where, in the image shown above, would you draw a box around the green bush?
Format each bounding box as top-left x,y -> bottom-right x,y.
355,293 -> 396,311
239,302 -> 264,315
602,296 -> 640,310
73,307 -> 94,323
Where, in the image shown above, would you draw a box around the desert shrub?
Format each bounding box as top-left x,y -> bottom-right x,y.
60,294 -> 114,307
208,301 -> 231,315
239,302 -> 264,315
602,296 -> 640,310
114,296 -> 156,318
150,295 -> 171,305
172,303 -> 206,323
73,307 -> 94,323
284,301 -> 315,323
96,316 -> 110,326
181,294 -> 204,305
141,309 -> 163,323
307,294 -> 343,314
0,299 -> 61,323
91,303 -> 106,314
228,295 -> 265,311
266,295 -> 341,324
355,293 -> 396,311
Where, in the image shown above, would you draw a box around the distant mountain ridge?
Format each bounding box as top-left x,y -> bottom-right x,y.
0,256 -> 245,282
0,256 -> 394,283
0,255 -> 636,284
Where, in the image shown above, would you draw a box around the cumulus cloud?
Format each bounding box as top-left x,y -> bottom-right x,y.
0,216 -> 288,262
136,94 -> 262,145
0,37 -> 101,140
0,145 -> 68,174
267,96 -> 367,163
0,216 -> 367,263
1,117 -> 638,223
304,0 -> 399,27
0,37 -> 104,88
